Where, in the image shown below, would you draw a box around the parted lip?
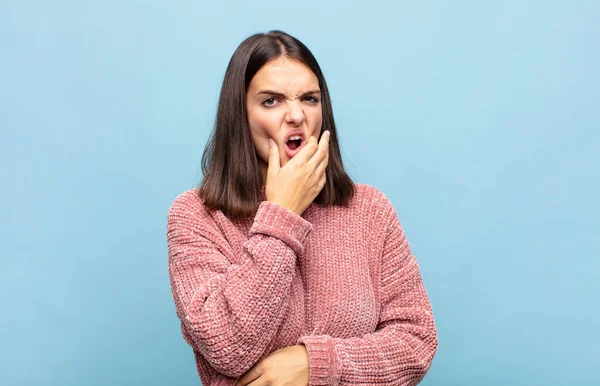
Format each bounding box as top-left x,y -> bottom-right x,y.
284,130 -> 305,144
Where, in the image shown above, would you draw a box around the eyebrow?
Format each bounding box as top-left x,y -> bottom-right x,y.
256,89 -> 321,97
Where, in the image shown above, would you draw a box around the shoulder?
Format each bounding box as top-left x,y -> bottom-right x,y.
349,182 -> 399,235
167,188 -> 215,231
168,188 -> 204,214
353,182 -> 396,213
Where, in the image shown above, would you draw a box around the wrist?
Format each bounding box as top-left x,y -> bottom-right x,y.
268,200 -> 300,216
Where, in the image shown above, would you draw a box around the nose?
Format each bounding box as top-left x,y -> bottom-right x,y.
284,100 -> 305,126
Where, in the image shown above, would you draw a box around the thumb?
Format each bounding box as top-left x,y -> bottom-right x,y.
267,138 -> 280,173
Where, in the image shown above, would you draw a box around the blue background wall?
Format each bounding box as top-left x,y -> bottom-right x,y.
1,1 -> 598,385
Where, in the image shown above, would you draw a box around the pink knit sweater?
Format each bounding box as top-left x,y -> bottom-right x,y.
166,183 -> 438,385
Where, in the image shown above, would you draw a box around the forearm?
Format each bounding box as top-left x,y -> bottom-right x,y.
169,200 -> 312,377
297,254 -> 438,385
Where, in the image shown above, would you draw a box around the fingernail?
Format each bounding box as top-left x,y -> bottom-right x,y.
269,139 -> 275,147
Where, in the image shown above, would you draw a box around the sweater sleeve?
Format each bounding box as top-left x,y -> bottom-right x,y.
167,192 -> 312,378
296,198 -> 438,385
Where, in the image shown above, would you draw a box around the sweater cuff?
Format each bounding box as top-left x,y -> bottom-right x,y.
297,335 -> 340,386
249,201 -> 312,256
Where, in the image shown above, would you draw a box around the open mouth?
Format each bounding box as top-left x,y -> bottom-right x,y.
286,138 -> 302,150
284,133 -> 305,158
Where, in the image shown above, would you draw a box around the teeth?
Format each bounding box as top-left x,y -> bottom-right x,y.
288,135 -> 302,141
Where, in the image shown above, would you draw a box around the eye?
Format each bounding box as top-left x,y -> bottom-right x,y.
303,96 -> 319,104
262,97 -> 278,107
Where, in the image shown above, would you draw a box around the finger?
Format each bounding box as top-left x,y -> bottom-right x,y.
246,376 -> 267,386
289,135 -> 319,165
318,171 -> 327,190
307,130 -> 330,170
234,366 -> 262,386
314,145 -> 329,178
267,138 -> 280,174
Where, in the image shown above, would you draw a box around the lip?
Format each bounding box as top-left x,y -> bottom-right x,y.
283,130 -> 306,159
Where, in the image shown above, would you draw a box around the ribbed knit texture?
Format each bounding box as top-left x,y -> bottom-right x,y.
166,183 -> 438,385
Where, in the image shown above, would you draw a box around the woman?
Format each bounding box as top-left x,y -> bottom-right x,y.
167,30 -> 438,385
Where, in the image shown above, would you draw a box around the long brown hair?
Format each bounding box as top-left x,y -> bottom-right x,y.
199,30 -> 355,218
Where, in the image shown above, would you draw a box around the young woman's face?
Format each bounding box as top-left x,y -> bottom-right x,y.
246,56 -> 323,182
